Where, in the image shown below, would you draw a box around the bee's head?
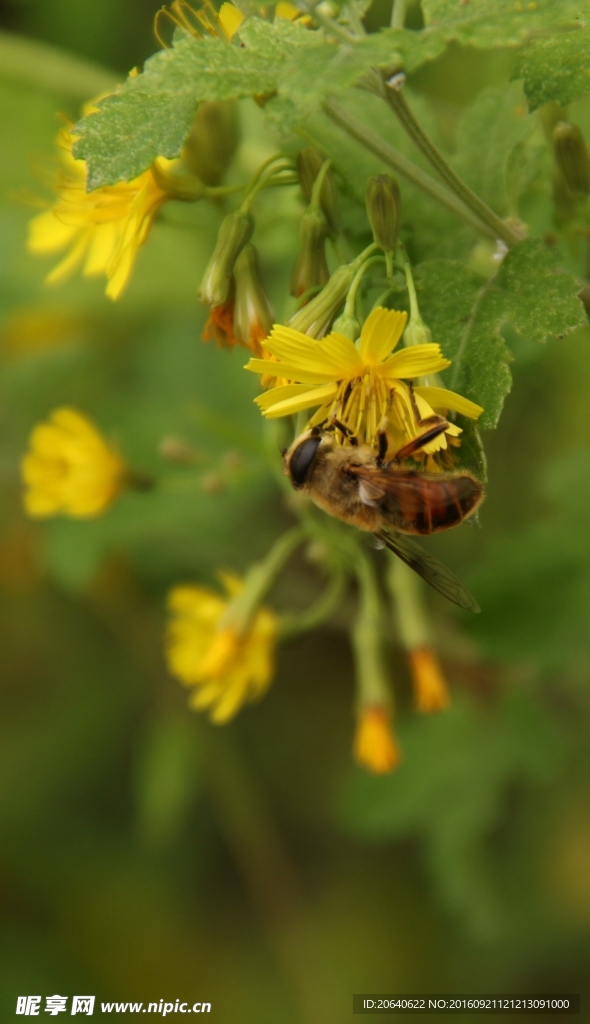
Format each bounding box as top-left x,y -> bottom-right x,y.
284,429 -> 331,489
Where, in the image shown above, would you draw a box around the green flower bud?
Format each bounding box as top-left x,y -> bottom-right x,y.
403,317 -> 432,347
366,174 -> 400,253
233,244 -> 273,355
182,101 -> 240,186
288,262 -> 356,338
553,121 -> 590,196
199,211 -> 254,307
290,208 -> 330,298
552,166 -> 578,226
332,310 -> 360,341
296,147 -> 341,239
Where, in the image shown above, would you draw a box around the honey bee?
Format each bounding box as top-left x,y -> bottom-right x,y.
284,414 -> 483,612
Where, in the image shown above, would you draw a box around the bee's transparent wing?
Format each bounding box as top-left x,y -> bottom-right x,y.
379,530 -> 480,613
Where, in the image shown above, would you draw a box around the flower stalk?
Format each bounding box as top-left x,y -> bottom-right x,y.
321,98 -> 497,240
380,83 -> 521,247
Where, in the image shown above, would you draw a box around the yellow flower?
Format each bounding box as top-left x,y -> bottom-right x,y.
155,0 -> 245,45
246,307 -> 483,453
166,574 -> 278,723
22,407 -> 126,518
353,706 -> 401,774
27,122 -> 177,300
408,647 -> 450,713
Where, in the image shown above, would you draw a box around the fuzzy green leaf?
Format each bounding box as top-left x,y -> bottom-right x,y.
276,27 -> 446,127
511,27 -> 590,111
453,83 -> 534,217
73,19 -> 320,187
417,239 -> 586,431
421,0 -> 585,48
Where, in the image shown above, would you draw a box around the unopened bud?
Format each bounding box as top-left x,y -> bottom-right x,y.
233,244 -> 273,355
403,317 -> 432,347
290,208 -> 330,298
199,211 -> 253,306
553,121 -> 590,196
366,174 -> 400,253
296,147 -> 340,238
332,310 -> 360,341
552,166 -> 578,226
182,101 -> 240,186
288,262 -> 356,338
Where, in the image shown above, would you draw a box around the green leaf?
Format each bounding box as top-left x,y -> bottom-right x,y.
74,19 -> 319,187
453,83 -> 534,217
511,27 -> 590,111
417,239 -> 587,431
276,27 -> 446,129
339,691 -> 561,930
469,450 -> 590,670
421,0 -> 585,49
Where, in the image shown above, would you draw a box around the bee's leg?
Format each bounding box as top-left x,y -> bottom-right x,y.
387,384 -> 449,463
390,421 -> 449,463
329,416 -> 358,446
407,381 -> 447,430
376,418 -> 389,467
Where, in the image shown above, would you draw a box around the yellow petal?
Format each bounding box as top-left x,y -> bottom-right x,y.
262,382 -> 338,418
255,383 -> 320,411
380,344 -> 450,379
28,210 -> 78,254
245,357 -> 338,385
218,2 -> 244,38
359,307 -> 407,364
276,1 -> 300,19
414,386 -> 483,420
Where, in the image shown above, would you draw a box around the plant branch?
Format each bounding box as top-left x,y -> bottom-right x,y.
381,85 -> 521,247
390,0 -> 408,29
322,97 -> 496,240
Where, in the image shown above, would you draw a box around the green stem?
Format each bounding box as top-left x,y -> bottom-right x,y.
298,0 -> 360,43
382,87 -> 521,247
278,570 -> 346,639
390,0 -> 408,29
353,550 -> 392,709
387,554 -> 431,651
344,255 -> 386,318
322,98 -> 497,240
310,159 -> 332,212
397,245 -> 420,320
239,156 -> 294,215
219,527 -> 305,635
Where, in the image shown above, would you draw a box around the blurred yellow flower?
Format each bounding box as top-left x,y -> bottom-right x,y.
166,574 -> 278,723
408,647 -> 450,713
28,122 -> 177,300
155,0 -> 308,46
247,307 -> 483,453
353,705 -> 401,774
22,407 -> 126,518
155,0 -> 245,45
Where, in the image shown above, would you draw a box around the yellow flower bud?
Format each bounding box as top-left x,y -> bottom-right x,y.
199,211 -> 254,307
553,121 -> 590,196
366,174 -> 400,253
290,207 -> 330,299
21,408 -> 126,519
408,647 -> 450,713
353,706 -> 401,774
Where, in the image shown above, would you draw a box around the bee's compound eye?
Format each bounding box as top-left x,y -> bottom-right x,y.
288,436 -> 322,488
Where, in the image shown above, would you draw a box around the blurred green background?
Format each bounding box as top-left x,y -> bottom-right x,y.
0,1 -> 589,1021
